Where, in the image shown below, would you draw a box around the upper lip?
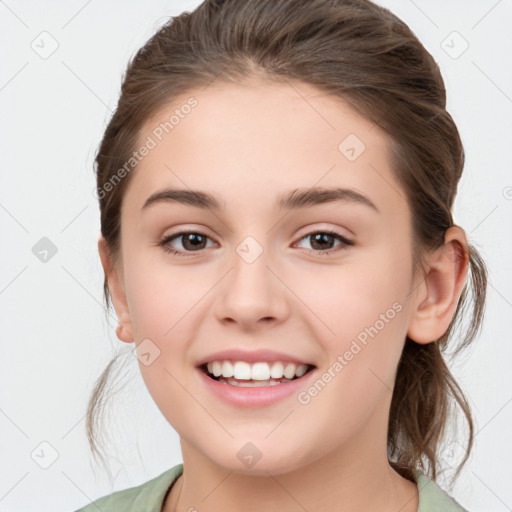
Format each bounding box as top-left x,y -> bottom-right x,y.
196,349 -> 314,367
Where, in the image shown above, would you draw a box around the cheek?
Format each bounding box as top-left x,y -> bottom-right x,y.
298,258 -> 407,334
124,255 -> 209,338
295,251 -> 411,383
122,257 -> 212,390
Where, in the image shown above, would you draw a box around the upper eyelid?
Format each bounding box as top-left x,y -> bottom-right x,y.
163,222 -> 352,239
165,230 -> 218,244
294,225 -> 352,241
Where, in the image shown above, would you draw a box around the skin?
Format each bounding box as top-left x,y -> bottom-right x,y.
98,77 -> 469,512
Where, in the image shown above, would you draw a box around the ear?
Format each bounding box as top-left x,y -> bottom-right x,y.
407,226 -> 469,344
98,235 -> 134,343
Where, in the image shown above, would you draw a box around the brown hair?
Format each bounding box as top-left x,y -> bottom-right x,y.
88,0 -> 487,485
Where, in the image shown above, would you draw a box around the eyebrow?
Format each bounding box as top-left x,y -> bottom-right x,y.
141,186 -> 379,213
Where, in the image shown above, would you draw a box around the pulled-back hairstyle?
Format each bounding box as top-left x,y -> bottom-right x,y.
89,0 -> 487,485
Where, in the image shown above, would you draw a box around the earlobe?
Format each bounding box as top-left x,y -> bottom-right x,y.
116,321 -> 134,344
407,226 -> 469,344
97,236 -> 135,343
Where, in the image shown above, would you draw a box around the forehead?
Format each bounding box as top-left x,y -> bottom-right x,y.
123,79 -> 407,221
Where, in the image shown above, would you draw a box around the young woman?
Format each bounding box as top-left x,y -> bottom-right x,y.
75,0 -> 487,510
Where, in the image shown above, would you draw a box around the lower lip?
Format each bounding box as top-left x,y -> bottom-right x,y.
197,367 -> 316,408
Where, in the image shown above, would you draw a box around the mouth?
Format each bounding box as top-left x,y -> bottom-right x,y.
199,360 -> 316,387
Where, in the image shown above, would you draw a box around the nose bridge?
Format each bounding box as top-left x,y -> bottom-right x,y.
215,234 -> 288,326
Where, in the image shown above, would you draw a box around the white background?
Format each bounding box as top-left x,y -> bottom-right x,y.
1,1 -> 511,510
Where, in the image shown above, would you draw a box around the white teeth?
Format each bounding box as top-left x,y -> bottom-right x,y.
295,364 -> 308,377
283,363 -> 296,379
233,361 -> 251,380
251,362 -> 271,380
211,361 -> 222,377
204,360 -> 311,380
270,361 -> 284,378
221,360 -> 234,378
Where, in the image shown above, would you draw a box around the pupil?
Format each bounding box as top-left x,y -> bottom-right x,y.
184,233 -> 205,250
311,233 -> 333,250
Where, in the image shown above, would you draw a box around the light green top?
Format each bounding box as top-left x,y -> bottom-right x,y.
73,464 -> 468,512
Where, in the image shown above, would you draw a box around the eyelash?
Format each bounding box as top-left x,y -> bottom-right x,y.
158,230 -> 354,257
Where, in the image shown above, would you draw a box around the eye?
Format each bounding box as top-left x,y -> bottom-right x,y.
158,231 -> 216,257
294,230 -> 354,255
158,229 -> 354,257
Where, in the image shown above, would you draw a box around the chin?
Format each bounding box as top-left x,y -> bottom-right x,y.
208,447 -> 316,477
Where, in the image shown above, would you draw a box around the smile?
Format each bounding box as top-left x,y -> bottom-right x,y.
202,360 -> 314,387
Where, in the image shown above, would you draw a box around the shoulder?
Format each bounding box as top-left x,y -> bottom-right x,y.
414,470 -> 469,512
72,463 -> 183,512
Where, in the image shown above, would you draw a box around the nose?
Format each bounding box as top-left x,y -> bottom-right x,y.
214,244 -> 290,331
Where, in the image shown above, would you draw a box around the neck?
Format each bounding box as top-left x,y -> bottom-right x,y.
164,435 -> 418,512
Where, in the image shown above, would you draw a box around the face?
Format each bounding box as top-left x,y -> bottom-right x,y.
109,79 -> 420,476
